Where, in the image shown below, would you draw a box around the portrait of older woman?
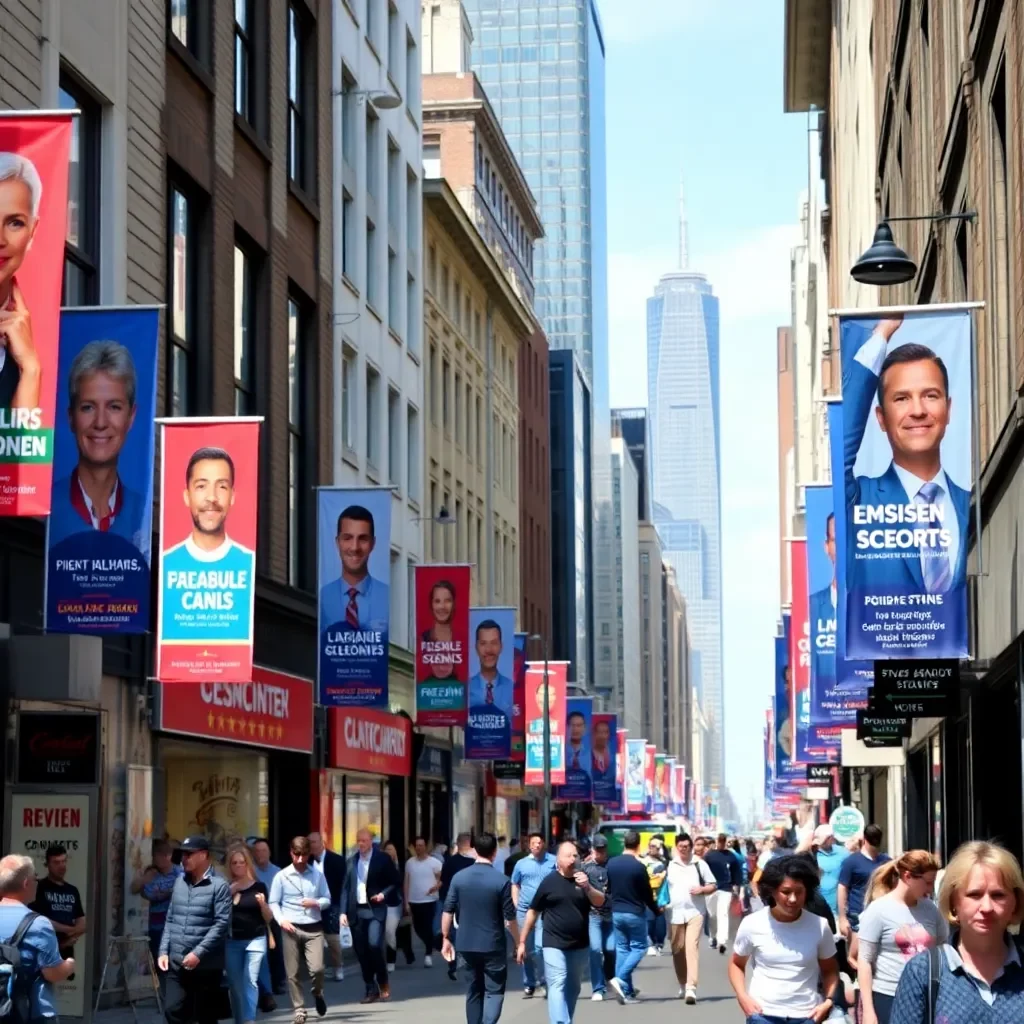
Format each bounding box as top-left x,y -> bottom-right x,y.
0,152 -> 43,411
420,580 -> 459,680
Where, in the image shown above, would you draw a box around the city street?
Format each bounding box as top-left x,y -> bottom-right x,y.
95,946 -> 744,1024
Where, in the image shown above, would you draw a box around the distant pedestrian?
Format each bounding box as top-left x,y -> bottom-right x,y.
249,838 -> 285,1001
442,832 -> 519,1024
268,836 -> 331,1023
519,841 -> 605,1024
158,836 -> 232,1024
130,839 -> 183,983
381,841 -> 414,971
811,826 -> 849,919
666,833 -> 716,1004
838,824 -> 891,938
404,836 -> 443,966
505,834 -> 529,879
308,832 -> 346,982
440,833 -> 476,979
642,837 -> 668,955
605,829 -> 659,1004
494,837 -> 510,875
703,833 -> 742,953
510,833 -> 556,997
581,836 -> 614,1001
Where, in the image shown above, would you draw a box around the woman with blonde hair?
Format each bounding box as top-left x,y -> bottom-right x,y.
890,841 -> 1024,1022
225,842 -> 273,1024
855,850 -> 945,1024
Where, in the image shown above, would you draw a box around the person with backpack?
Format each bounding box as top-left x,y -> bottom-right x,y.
0,854 -> 76,1023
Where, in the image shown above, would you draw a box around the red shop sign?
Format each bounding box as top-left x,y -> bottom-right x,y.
329,707 -> 412,777
158,666 -> 314,754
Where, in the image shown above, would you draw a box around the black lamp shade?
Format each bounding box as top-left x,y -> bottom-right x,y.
851,221 -> 918,286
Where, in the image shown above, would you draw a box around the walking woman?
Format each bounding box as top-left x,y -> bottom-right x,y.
225,843 -> 273,1024
856,850 -> 945,1024
381,841 -> 414,970
729,854 -> 839,1023
890,841 -> 1024,1022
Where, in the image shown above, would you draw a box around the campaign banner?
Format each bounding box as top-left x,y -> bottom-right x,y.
675,764 -> 687,817
616,728 -> 628,811
156,420 -> 259,682
557,697 -> 592,800
0,113 -> 72,516
666,757 -> 678,815
838,308 -> 972,659
806,480 -> 869,742
774,624 -> 805,788
644,744 -> 656,813
625,737 -> 646,812
414,564 -> 471,726
653,753 -> 668,813
44,308 -> 159,633
464,606 -> 516,758
591,713 -> 617,804
524,660 -> 567,786
789,540 -> 813,761
317,487 -> 391,707
512,632 -> 527,760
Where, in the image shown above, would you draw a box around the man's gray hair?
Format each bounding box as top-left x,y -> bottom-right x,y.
0,854 -> 35,895
68,340 -> 138,410
0,152 -> 43,218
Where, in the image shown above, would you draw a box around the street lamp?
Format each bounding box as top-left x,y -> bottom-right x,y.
341,88 -> 402,110
851,212 -> 977,286
528,632 -> 551,844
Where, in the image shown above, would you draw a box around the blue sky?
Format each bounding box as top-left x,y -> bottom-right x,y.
601,0 -> 809,819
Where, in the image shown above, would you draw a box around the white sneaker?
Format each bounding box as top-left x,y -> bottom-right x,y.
591,992 -> 604,1002
387,963 -> 395,974
334,967 -> 345,981
609,978 -> 627,1005
685,987 -> 697,1005
646,946 -> 657,956
677,987 -> 685,999
424,955 -> 433,967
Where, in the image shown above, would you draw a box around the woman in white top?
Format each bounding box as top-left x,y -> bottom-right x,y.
729,854 -> 839,1023
856,850 -> 944,1024
666,833 -> 717,1004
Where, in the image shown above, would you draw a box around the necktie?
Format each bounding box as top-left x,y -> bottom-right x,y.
346,587 -> 360,629
917,482 -> 952,593
485,681 -> 494,704
572,749 -> 579,770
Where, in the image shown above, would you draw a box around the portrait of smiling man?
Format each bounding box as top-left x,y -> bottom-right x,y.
320,504 -> 390,632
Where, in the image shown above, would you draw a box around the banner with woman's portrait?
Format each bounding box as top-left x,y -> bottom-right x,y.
0,113 -> 72,515
414,564 -> 470,726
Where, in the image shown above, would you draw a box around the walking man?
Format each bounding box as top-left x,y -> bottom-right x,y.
308,832 -> 346,981
510,832 -> 556,997
837,823 -> 890,937
404,836 -> 443,965
580,837 -> 614,1001
518,841 -> 605,1024
665,833 -> 716,1004
441,833 -> 519,1024
439,833 -> 476,980
605,829 -> 659,1004
158,836 -> 231,1024
341,828 -> 400,1003
268,835 -> 331,1023
702,833 -> 742,953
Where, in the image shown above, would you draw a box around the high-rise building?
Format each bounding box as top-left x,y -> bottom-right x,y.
610,437 -> 641,732
647,192 -> 724,787
612,408 -> 651,521
638,522 -> 665,743
460,0 -> 612,701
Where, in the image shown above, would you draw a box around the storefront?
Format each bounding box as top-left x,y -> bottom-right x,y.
318,706 -> 412,855
154,666 -> 315,863
415,742 -> 451,846
451,752 -> 481,837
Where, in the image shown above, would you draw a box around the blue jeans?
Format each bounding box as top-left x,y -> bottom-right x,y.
541,948 -> 588,1024
588,917 -> 614,993
460,950 -> 507,1024
612,912 -> 648,995
516,911 -> 544,989
225,936 -> 266,1024
646,907 -> 666,948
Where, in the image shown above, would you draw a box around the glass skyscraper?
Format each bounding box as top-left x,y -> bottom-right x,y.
463,0 -> 613,698
647,269 -> 723,787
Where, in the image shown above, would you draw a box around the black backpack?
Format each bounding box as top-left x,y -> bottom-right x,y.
0,913 -> 40,1024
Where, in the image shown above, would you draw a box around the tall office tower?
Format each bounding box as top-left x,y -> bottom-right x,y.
647,188 -> 724,787
612,408 -> 651,520
461,0 -> 612,697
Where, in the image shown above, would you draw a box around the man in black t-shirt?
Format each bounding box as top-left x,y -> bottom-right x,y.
519,841 -> 604,1024
32,845 -> 86,961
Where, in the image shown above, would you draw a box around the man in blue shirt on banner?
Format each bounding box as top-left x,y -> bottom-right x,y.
468,618 -> 514,710
319,505 -> 390,630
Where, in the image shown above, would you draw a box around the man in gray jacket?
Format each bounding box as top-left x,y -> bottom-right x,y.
158,836 -> 231,1024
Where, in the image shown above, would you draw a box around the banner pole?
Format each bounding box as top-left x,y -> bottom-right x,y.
970,308 -> 984,580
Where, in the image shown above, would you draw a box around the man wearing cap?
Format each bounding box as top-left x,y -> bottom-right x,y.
158,836 -> 231,1024
812,825 -> 849,918
581,836 -> 614,1001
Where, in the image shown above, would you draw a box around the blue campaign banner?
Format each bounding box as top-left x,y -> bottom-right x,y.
774,623 -> 804,788
590,713 -> 617,804
838,309 -> 972,659
557,697 -> 593,800
465,606 -> 516,759
317,488 -> 392,707
625,738 -> 646,812
45,308 -> 159,633
666,757 -> 678,815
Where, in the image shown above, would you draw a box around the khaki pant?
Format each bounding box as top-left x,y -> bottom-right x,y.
282,925 -> 325,1018
670,917 -> 703,990
323,932 -> 343,969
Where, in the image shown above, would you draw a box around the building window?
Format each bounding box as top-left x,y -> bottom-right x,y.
60,77 -> 101,306
366,0 -> 380,49
406,404 -> 419,503
234,0 -> 253,120
340,68 -> 357,163
387,2 -> 400,82
423,140 -> 440,178
287,296 -> 310,588
388,247 -> 400,331
429,344 -> 438,423
366,109 -> 379,195
341,345 -> 357,451
366,218 -> 379,308
366,364 -> 381,468
342,190 -> 356,279
287,2 -> 313,191
170,0 -> 196,52
233,245 -> 256,414
442,357 -> 450,431
405,29 -> 418,113
406,273 -> 416,354
454,371 -> 462,444
168,186 -> 195,414
387,387 -> 400,486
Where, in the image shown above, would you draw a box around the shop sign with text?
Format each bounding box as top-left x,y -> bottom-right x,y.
329,706 -> 412,777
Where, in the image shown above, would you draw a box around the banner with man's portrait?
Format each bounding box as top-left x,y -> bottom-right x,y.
774,618 -> 804,791
0,113 -> 72,516
45,308 -> 159,633
157,419 -> 260,682
524,660 -> 567,786
590,712 -> 617,805
556,696 -> 592,800
653,753 -> 668,813
317,487 -> 392,707
464,605 -> 516,757
837,307 -> 973,659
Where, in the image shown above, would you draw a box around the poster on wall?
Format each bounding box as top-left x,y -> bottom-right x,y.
511,633 -> 527,760
590,713 -> 617,805
837,307 -> 974,660
8,792 -> 91,1017
317,487 -> 391,707
556,697 -> 592,800
524,661 -> 567,786
0,112 -> 72,516
45,307 -> 160,634
464,606 -> 516,758
625,737 -> 645,812
157,419 -> 260,683
414,564 -> 471,726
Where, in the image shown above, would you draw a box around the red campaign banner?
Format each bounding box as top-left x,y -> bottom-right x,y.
156,420 -> 260,683
789,539 -> 810,764
158,665 -> 314,754
524,660 -> 567,786
616,728 -> 627,813
329,706 -> 412,777
414,564 -> 470,726
645,744 -> 656,811
0,113 -> 72,515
